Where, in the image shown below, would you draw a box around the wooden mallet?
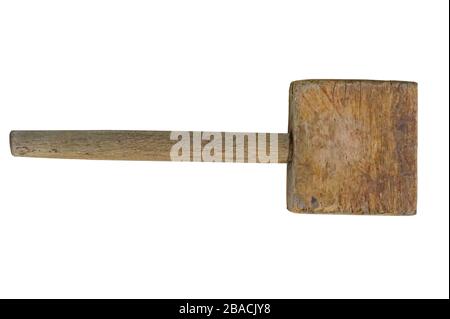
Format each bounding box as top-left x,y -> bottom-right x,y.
10,79 -> 417,215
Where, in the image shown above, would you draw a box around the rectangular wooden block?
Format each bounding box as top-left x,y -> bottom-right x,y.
287,80 -> 417,215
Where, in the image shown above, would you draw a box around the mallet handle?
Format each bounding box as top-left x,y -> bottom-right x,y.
10,130 -> 289,163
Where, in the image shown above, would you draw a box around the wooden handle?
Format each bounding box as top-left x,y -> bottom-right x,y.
10,130 -> 289,163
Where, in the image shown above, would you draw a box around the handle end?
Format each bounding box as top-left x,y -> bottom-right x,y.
10,130 -> 28,157
9,131 -> 16,156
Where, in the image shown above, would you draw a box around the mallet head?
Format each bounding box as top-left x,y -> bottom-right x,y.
286,80 -> 417,215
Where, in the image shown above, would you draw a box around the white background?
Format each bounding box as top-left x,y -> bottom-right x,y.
0,0 -> 448,299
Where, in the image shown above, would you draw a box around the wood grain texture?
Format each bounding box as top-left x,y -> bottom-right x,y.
287,80 -> 417,215
10,130 -> 289,163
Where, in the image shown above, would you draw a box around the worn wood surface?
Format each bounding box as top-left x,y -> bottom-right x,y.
287,80 -> 417,215
10,130 -> 289,163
